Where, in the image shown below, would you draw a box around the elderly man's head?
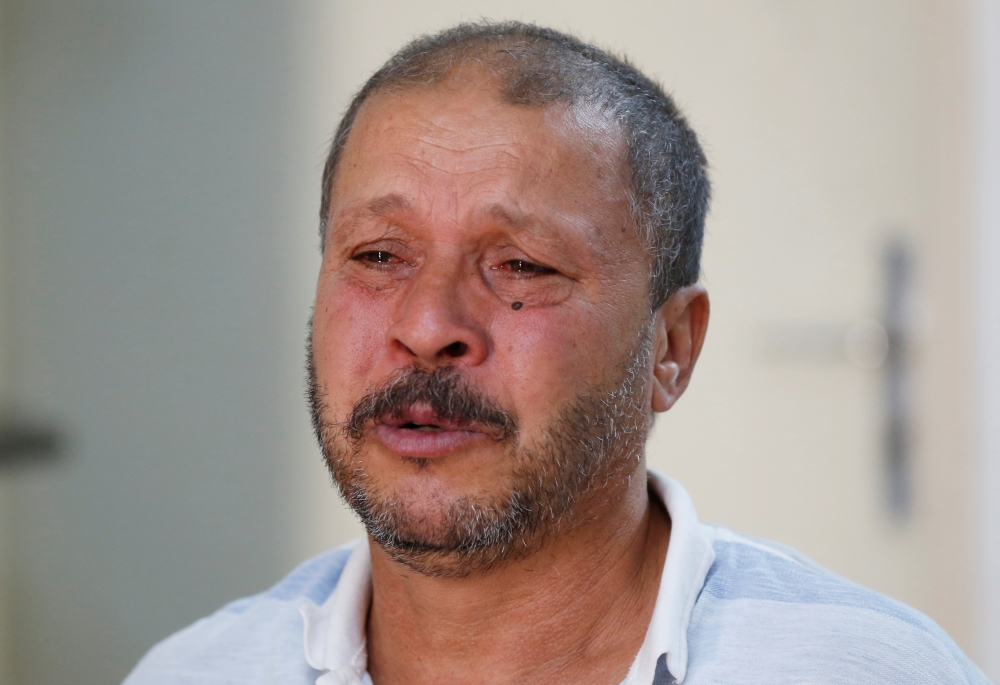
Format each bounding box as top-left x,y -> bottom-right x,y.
320,22 -> 709,308
307,22 -> 710,577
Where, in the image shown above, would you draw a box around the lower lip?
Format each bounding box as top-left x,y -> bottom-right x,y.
374,424 -> 487,458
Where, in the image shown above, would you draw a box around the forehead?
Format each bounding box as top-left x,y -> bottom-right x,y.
327,79 -> 632,242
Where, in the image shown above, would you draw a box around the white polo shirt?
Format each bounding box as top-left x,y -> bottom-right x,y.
300,472 -> 714,685
124,471 -> 990,685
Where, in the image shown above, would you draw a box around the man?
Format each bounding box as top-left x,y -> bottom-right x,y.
125,22 -> 989,685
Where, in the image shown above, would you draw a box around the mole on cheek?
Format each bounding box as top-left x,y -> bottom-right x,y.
512,301 -> 523,310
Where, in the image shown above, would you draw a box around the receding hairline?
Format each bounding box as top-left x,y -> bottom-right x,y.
320,29 -> 639,231
324,62 -> 631,211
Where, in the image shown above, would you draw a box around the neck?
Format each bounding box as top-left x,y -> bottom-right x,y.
366,467 -> 671,685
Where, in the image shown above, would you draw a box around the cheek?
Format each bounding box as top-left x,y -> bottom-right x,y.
492,305 -> 617,421
313,277 -> 391,407
484,271 -> 574,308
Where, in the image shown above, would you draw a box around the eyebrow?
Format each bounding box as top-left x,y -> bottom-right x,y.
364,193 -> 413,218
327,193 -> 414,244
485,204 -> 534,231
485,202 -> 597,243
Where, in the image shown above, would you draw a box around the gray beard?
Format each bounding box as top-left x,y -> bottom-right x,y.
306,325 -> 653,578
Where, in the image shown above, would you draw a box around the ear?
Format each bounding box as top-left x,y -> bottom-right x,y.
650,284 -> 710,413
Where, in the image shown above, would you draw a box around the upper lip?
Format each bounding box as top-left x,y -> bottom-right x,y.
377,404 -> 477,432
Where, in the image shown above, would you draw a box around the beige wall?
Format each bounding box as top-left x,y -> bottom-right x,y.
646,0 -> 977,651
292,0 -> 982,661
975,0 -> 1000,674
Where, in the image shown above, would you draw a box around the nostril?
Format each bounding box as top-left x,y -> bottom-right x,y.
441,341 -> 469,358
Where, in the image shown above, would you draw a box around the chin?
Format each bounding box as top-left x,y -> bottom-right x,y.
381,478 -> 479,533
337,463 -> 544,577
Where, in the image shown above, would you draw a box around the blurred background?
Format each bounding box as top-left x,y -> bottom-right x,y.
0,0 -> 997,683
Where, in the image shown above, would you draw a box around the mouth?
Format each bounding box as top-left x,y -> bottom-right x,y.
373,404 -> 489,458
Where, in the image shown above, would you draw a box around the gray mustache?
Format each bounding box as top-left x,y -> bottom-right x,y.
346,365 -> 518,443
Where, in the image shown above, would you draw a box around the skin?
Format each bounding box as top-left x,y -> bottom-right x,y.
311,73 -> 710,685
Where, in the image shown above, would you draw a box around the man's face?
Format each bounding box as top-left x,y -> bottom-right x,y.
310,78 -> 656,574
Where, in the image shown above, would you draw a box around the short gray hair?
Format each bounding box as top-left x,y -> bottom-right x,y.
319,21 -> 710,308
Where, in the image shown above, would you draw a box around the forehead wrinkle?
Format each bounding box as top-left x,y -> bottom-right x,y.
396,137 -> 528,179
407,132 -> 529,157
401,155 -> 525,181
393,115 -> 538,164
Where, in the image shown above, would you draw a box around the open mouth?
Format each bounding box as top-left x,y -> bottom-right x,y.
374,404 -> 485,457
379,404 -> 471,433
401,423 -> 445,432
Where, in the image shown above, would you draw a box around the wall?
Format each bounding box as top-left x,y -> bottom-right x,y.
640,0 -> 977,649
976,0 -> 1000,676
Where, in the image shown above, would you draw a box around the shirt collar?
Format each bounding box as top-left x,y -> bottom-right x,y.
300,470 -> 715,685
630,470 -> 716,684
301,539 -> 371,683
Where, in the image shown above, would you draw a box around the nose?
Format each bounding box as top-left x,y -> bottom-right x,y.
386,260 -> 489,367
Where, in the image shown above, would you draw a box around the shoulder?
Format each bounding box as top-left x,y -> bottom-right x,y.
121,543 -> 357,685
687,525 -> 990,684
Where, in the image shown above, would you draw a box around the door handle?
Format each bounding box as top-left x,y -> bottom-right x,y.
882,239 -> 913,520
752,238 -> 915,520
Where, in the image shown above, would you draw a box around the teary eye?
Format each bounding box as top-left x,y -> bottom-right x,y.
354,250 -> 398,265
499,259 -> 557,276
485,255 -> 574,308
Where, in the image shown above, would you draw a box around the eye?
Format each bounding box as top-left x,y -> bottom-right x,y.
484,255 -> 574,307
497,259 -> 557,276
353,250 -> 400,265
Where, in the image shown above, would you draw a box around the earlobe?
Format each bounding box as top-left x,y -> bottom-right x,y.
650,361 -> 679,413
649,284 -> 710,414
